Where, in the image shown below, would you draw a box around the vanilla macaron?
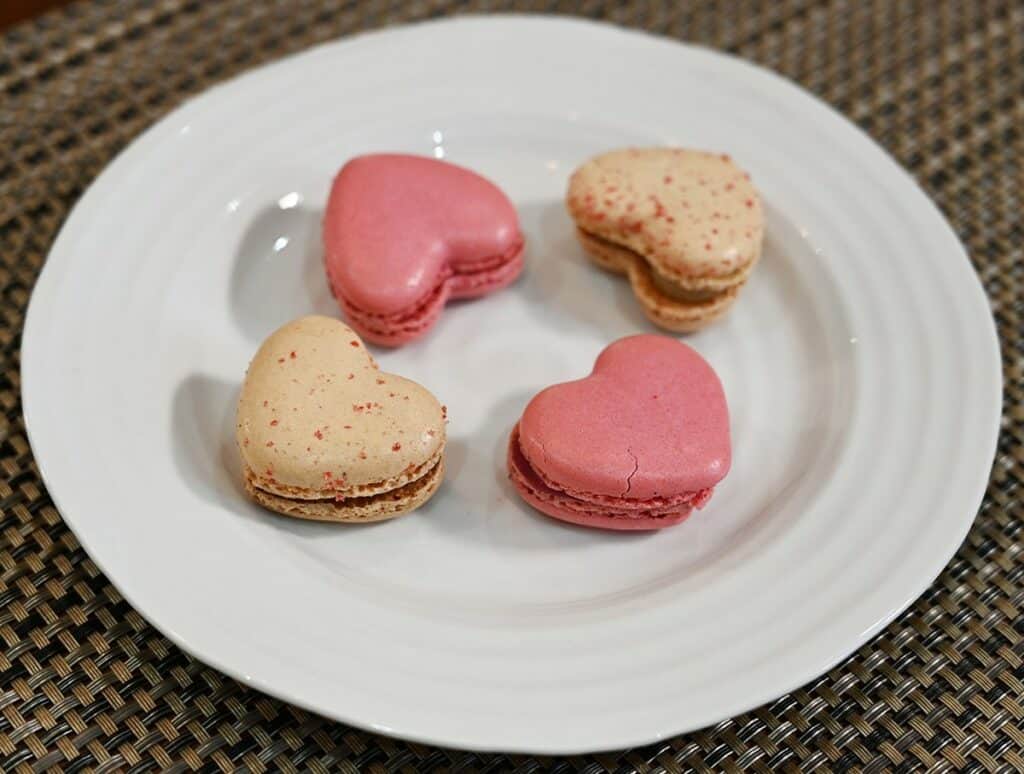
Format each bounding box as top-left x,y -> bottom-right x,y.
236,316 -> 446,522
567,148 -> 764,331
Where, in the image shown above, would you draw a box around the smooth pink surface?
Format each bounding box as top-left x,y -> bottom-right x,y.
323,154 -> 524,344
512,334 -> 731,529
330,247 -> 524,347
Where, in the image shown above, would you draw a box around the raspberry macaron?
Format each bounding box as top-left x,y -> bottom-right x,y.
508,334 -> 730,530
323,154 -> 525,346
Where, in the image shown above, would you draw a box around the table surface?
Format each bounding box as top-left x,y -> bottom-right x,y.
1,1 -> 1022,771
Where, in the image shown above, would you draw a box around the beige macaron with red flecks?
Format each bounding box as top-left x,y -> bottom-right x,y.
236,315 -> 446,522
567,148 -> 764,331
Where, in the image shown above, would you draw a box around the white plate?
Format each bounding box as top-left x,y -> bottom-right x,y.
22,16 -> 1001,754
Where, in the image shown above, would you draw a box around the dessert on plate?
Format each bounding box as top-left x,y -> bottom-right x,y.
567,148 -> 763,331
323,153 -> 525,346
508,334 -> 731,530
236,316 -> 446,522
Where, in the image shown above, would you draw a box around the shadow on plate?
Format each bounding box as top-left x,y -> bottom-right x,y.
170,373 -> 250,516
420,389 -> 657,551
229,203 -> 336,345
514,199 -> 657,338
171,373 -> 413,536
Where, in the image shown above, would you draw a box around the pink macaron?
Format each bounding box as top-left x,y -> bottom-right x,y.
323,154 -> 525,346
508,335 -> 731,530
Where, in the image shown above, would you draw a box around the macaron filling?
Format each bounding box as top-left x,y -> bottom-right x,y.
245,453 -> 443,507
245,447 -> 445,502
508,424 -> 712,522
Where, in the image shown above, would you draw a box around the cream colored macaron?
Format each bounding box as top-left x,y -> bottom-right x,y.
236,316 -> 446,522
567,148 -> 764,331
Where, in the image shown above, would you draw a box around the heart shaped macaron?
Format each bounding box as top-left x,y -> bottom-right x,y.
236,316 -> 446,522
323,154 -> 525,346
508,334 -> 730,530
567,148 -> 764,332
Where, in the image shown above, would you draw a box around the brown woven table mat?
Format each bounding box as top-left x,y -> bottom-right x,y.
1,0 -> 1022,771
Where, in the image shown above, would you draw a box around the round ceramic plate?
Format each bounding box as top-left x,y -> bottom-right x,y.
22,16 -> 1001,754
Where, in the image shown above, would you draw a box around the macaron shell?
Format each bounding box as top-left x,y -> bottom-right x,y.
578,228 -> 741,332
323,154 -> 524,317
517,335 -> 730,501
508,444 -> 693,530
508,423 -> 709,531
567,148 -> 763,280
331,273 -> 450,348
446,246 -> 526,299
334,246 -> 525,347
236,316 -> 445,496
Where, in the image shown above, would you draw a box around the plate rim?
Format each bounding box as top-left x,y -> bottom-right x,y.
21,14 -> 1003,753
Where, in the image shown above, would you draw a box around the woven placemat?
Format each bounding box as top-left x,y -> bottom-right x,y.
1,0 -> 1021,771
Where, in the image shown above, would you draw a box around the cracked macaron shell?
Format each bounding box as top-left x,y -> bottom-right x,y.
517,335 -> 730,500
236,315 -> 445,495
